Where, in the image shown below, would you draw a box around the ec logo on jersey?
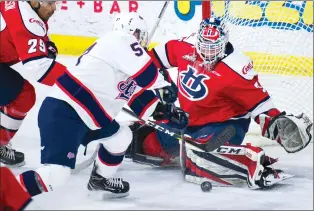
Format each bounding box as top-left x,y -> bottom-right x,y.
117,78 -> 137,101
179,65 -> 210,101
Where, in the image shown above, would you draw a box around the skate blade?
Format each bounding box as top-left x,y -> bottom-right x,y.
0,161 -> 26,168
87,190 -> 129,200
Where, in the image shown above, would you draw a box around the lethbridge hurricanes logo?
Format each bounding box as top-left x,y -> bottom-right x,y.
178,65 -> 210,101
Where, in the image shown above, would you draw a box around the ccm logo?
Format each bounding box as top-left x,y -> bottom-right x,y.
242,62 -> 253,74
29,18 -> 45,31
215,146 -> 242,154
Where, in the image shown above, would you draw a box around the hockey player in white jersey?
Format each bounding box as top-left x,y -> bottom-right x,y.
17,12 -> 188,198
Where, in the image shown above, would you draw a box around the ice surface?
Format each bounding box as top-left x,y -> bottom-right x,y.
9,56 -> 313,210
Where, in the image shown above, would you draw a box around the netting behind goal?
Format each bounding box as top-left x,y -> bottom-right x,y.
203,1 -> 313,145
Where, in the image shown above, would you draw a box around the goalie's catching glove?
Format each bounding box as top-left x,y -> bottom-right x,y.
152,102 -> 189,130
259,112 -> 313,153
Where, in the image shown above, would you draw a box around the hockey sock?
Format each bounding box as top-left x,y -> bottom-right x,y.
18,171 -> 48,197
95,144 -> 124,178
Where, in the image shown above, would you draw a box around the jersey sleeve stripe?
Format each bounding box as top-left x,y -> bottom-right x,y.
38,61 -> 66,86
22,56 -> 46,65
154,44 -> 172,68
132,60 -> 158,89
37,60 -> 56,82
250,96 -> 275,119
165,42 -> 176,67
151,48 -> 166,69
56,72 -> 113,128
128,89 -> 158,118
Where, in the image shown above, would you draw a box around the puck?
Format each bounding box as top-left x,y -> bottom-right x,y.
201,181 -> 212,192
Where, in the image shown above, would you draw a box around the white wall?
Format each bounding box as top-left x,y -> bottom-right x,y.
49,1 -> 201,42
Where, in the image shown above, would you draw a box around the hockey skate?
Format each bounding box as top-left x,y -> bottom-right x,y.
87,163 -> 130,199
0,144 -> 25,167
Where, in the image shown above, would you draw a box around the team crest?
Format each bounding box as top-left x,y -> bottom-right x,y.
116,77 -> 137,101
178,65 -> 210,101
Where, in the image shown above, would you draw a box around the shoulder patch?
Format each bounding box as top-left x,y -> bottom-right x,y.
0,13 -> 6,32
4,1 -> 16,11
19,1 -> 47,36
221,50 -> 257,80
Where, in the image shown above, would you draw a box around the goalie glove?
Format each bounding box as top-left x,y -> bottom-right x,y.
259,112 -> 313,153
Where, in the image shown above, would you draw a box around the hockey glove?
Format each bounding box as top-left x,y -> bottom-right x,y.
154,68 -> 178,104
46,41 -> 58,59
259,112 -> 313,153
152,102 -> 189,130
155,86 -> 177,104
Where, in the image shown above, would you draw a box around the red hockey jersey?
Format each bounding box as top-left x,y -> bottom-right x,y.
148,33 -> 275,126
0,1 -> 66,86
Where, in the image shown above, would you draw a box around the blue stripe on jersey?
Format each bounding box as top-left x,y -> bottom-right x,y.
133,62 -> 158,88
57,73 -> 112,127
37,60 -> 56,83
129,90 -> 157,117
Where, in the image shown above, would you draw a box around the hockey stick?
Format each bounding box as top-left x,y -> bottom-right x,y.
145,1 -> 169,47
122,107 -> 236,153
71,143 -> 100,175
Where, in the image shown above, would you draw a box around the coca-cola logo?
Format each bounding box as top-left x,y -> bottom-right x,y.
29,18 -> 45,31
242,62 -> 253,74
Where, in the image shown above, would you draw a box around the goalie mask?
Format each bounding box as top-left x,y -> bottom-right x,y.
196,17 -> 229,67
113,12 -> 149,47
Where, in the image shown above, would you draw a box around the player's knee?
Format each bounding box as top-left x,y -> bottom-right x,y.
17,164 -> 71,197
101,125 -> 132,153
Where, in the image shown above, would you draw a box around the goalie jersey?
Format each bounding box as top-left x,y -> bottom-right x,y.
48,30 -> 169,130
148,33 -> 276,126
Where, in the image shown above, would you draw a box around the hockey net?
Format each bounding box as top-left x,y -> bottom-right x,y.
203,1 -> 313,146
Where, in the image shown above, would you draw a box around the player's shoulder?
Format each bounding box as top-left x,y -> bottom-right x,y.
221,43 -> 257,80
177,32 -> 197,46
1,1 -> 47,37
99,30 -> 137,44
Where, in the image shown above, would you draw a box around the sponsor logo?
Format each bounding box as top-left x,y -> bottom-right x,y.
215,146 -> 242,154
29,18 -> 46,32
242,62 -> 253,74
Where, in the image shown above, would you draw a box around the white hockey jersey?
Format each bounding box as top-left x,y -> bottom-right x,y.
48,30 -> 170,130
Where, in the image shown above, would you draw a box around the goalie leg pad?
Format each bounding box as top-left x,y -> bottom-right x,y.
183,143 -> 284,189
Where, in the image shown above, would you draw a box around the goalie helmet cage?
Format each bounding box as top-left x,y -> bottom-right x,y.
202,1 -> 313,146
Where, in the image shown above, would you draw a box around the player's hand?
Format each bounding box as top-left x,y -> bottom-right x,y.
155,85 -> 178,104
46,41 -> 58,59
152,102 -> 189,130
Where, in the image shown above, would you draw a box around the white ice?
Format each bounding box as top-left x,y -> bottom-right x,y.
9,56 -> 313,210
